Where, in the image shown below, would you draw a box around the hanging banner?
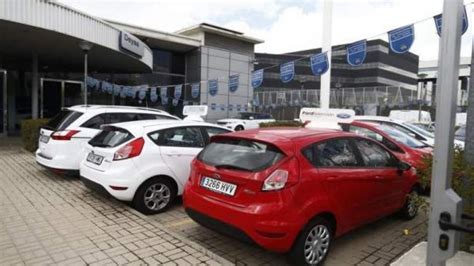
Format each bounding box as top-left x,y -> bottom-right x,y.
229,74 -> 239,93
174,84 -> 182,99
120,86 -> 127,98
434,6 -> 468,36
228,104 -> 234,111
86,77 -> 99,90
208,79 -> 218,96
388,24 -> 414,54
280,61 -> 295,83
150,87 -> 158,102
346,40 -> 367,66
210,103 -> 217,111
191,83 -> 200,98
138,86 -> 148,100
160,87 -> 168,105
251,69 -> 264,89
310,52 -> 329,75
125,86 -> 136,98
113,84 -> 121,96
102,81 -> 113,94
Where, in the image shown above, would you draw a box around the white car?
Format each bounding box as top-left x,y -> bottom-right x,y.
79,120 -> 232,214
217,112 -> 275,131
36,105 -> 179,175
355,116 -> 464,148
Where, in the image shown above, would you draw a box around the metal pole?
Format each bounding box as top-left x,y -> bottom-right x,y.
32,54 -> 39,119
320,0 -> 333,109
426,0 -> 464,265
84,51 -> 88,105
1,70 -> 7,135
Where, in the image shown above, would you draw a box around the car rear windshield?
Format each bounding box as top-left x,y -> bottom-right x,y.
197,138 -> 285,172
44,110 -> 83,131
88,127 -> 134,148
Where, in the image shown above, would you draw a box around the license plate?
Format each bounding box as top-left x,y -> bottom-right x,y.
87,152 -> 104,165
39,135 -> 50,143
200,177 -> 237,196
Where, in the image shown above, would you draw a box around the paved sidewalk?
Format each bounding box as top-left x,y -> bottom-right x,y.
0,143 -> 429,265
0,147 -> 228,265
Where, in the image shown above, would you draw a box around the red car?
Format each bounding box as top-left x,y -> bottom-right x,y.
341,121 -> 433,169
183,128 -> 419,265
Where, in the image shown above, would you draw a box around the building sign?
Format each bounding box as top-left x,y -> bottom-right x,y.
119,32 -> 145,58
300,108 -> 355,124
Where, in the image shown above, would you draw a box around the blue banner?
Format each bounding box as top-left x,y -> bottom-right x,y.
138,86 -> 147,100
388,24 -> 414,54
191,83 -> 200,98
126,86 -> 137,98
208,79 -> 218,96
310,52 -> 329,75
251,69 -> 264,89
229,74 -> 239,93
174,85 -> 182,99
434,6 -> 468,36
280,61 -> 295,83
346,40 -> 367,66
86,77 -> 99,91
120,86 -> 127,98
150,87 -> 158,103
210,103 -> 216,111
113,84 -> 121,96
102,81 -> 113,94
160,87 -> 168,105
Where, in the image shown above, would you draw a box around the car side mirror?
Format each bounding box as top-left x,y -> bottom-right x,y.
398,161 -> 411,171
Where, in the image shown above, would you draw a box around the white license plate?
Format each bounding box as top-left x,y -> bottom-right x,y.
39,135 -> 50,143
87,152 -> 104,165
200,177 -> 237,196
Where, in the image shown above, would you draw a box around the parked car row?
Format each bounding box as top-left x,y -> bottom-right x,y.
36,106 -> 427,265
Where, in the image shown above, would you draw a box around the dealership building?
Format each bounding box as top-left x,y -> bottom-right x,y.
0,0 -> 262,135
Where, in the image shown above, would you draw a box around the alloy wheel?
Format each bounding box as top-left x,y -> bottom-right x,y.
304,224 -> 330,265
143,183 -> 171,211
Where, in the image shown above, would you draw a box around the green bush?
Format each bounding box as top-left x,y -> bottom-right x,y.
21,119 -> 49,152
418,147 -> 474,251
260,120 -> 303,128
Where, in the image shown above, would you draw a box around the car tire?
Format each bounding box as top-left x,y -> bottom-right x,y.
290,217 -> 333,266
133,177 -> 177,215
235,125 -> 244,131
400,187 -> 419,220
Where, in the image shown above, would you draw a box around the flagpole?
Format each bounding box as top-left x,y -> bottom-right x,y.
320,0 -> 333,109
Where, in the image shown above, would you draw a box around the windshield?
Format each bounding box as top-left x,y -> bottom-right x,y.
88,127 -> 134,148
44,110 -> 83,131
404,122 -> 435,139
197,138 -> 285,172
379,125 -> 427,149
455,126 -> 466,138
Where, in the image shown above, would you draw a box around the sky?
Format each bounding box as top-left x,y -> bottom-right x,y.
59,0 -> 473,60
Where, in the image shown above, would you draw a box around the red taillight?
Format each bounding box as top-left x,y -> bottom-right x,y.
51,130 -> 80,141
113,137 -> 144,160
262,157 -> 298,191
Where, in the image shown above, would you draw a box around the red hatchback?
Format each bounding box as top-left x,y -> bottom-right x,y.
183,128 -> 419,265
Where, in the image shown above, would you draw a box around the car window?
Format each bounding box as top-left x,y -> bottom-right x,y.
378,125 -> 427,148
45,110 -> 83,130
81,114 -> 107,129
349,125 -> 383,142
204,127 -> 231,138
89,127 -> 134,148
159,127 -> 205,148
354,139 -> 397,168
314,139 -> 360,167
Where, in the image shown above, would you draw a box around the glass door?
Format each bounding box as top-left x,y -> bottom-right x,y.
0,70 -> 6,135
64,81 -> 83,107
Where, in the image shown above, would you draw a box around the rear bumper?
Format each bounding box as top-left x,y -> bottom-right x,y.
35,146 -> 83,171
79,162 -> 139,202
36,153 -> 79,176
183,185 -> 301,253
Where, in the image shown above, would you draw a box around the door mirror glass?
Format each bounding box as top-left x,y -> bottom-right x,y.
398,161 -> 411,171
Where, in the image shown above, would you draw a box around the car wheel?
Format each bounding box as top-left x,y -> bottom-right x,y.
400,187 -> 419,220
235,125 -> 244,131
133,177 -> 176,215
290,217 -> 332,266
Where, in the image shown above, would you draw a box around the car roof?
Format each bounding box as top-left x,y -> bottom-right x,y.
354,115 -> 406,124
105,120 -> 230,137
67,105 -> 168,114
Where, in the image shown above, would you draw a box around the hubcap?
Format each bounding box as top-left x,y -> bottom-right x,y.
304,224 -> 330,265
143,183 -> 171,211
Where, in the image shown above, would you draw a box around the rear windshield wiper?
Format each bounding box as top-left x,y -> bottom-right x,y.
214,164 -> 251,171
89,143 -> 112,148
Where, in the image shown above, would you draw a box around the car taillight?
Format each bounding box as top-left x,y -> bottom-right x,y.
113,137 -> 144,160
262,169 -> 289,191
51,130 -> 80,141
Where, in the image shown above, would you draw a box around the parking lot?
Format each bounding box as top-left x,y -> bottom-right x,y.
0,141 -> 428,265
